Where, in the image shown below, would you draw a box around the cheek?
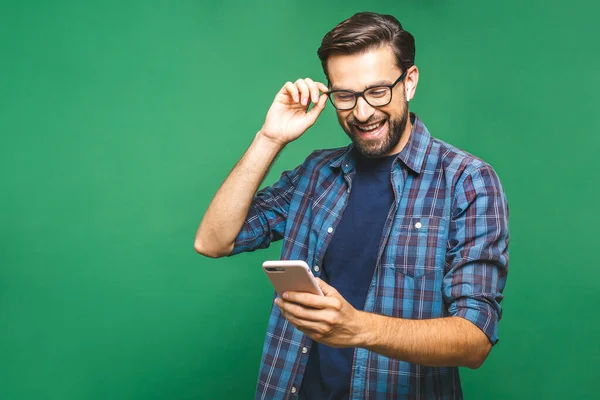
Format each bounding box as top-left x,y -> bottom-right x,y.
337,111 -> 351,126
379,103 -> 403,121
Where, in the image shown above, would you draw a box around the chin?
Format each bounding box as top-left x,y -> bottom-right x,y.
342,109 -> 407,158
355,144 -> 391,158
351,129 -> 397,158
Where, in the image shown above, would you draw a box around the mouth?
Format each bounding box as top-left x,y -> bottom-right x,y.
352,119 -> 387,138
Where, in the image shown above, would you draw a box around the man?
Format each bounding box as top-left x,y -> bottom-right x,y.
195,12 -> 509,400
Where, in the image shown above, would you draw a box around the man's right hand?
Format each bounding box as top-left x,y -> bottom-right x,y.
259,78 -> 329,146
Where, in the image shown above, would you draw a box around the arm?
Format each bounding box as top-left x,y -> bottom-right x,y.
276,163 -> 509,369
194,78 -> 329,258
194,133 -> 283,258
359,164 -> 509,368
276,281 -> 491,369
357,313 -> 490,369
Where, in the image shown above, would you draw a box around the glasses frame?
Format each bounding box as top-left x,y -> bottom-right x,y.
326,69 -> 408,111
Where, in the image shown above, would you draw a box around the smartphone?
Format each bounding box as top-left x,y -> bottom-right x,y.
262,260 -> 324,297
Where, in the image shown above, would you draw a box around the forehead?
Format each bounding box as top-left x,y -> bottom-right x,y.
327,46 -> 401,90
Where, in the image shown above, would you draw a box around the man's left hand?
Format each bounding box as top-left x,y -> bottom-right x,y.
274,278 -> 366,348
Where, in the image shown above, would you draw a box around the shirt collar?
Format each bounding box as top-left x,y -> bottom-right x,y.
396,113 -> 431,174
329,144 -> 356,174
329,113 -> 432,175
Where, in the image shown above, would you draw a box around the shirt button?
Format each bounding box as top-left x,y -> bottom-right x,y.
327,227 -> 333,234
415,221 -> 422,229
291,386 -> 297,393
302,347 -> 308,354
314,265 -> 320,272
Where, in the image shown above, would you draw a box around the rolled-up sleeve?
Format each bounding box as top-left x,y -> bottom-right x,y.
443,163 -> 509,345
230,165 -> 301,256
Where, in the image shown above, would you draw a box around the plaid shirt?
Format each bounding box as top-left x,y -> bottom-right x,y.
232,114 -> 509,400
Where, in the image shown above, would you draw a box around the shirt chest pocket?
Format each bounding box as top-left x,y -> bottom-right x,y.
387,216 -> 448,279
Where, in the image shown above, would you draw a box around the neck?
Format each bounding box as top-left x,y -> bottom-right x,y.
385,112 -> 413,156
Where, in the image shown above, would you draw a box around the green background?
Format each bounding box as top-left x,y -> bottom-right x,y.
1,0 -> 598,398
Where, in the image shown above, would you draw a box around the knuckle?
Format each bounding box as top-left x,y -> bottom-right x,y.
319,325 -> 333,335
331,299 -> 342,311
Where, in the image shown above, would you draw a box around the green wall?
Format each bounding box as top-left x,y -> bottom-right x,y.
1,0 -> 598,398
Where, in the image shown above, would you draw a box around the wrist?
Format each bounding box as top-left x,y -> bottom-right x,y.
353,311 -> 378,348
248,130 -> 286,163
256,129 -> 287,151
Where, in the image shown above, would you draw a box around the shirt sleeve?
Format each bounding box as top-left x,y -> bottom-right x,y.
229,164 -> 302,256
443,163 -> 509,345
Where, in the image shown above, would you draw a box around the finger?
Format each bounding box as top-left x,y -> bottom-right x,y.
283,81 -> 299,103
295,79 -> 310,106
315,277 -> 339,297
306,93 -> 328,122
292,319 -> 331,338
315,81 -> 329,94
282,290 -> 334,309
279,311 -> 339,344
276,298 -> 327,322
304,78 -> 319,104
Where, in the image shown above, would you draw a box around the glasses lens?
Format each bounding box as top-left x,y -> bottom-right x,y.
364,87 -> 392,107
331,91 -> 356,110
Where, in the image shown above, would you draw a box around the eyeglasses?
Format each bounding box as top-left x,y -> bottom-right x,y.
326,70 -> 408,111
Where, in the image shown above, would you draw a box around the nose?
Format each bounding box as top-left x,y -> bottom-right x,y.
353,96 -> 376,122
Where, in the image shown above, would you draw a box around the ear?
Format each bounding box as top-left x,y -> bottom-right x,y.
405,65 -> 419,102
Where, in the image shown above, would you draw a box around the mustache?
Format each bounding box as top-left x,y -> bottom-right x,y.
346,115 -> 387,126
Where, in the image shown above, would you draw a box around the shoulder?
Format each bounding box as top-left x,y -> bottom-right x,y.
429,137 -> 501,187
431,138 -> 486,174
428,139 -> 507,219
296,145 -> 351,172
305,146 -> 350,163
275,145 -> 350,190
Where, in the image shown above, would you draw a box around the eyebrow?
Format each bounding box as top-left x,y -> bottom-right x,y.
330,80 -> 394,91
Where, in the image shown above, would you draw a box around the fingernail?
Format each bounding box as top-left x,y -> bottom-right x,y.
283,292 -> 289,299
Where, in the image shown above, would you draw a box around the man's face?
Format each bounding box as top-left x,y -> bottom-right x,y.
327,46 -> 410,158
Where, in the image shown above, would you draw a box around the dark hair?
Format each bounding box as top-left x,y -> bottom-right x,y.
317,12 -> 415,81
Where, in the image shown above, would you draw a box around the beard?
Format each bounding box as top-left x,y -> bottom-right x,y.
340,104 -> 409,158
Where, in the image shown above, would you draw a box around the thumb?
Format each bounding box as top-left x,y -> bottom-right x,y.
315,277 -> 339,297
305,93 -> 327,123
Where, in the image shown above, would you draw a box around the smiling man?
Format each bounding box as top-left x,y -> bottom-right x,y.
195,12 -> 509,400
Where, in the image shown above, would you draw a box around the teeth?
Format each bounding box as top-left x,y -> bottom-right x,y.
357,120 -> 384,132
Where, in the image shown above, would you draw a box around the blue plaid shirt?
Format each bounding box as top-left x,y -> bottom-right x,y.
232,114 -> 509,399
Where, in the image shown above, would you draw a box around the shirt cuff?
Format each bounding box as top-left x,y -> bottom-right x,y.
449,297 -> 500,345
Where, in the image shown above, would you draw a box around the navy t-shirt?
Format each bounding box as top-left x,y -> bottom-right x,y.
299,150 -> 397,400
